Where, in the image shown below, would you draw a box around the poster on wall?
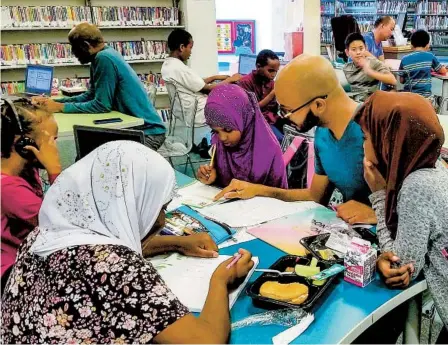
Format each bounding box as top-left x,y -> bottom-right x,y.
216,21 -> 234,53
216,20 -> 256,55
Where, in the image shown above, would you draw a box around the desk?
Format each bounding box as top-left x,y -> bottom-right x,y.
383,46 -> 413,60
433,74 -> 448,115
175,172 -> 427,344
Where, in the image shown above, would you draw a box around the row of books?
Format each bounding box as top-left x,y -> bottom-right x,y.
1,5 -> 180,29
416,1 -> 448,15
431,33 -> 448,46
91,6 -> 180,27
416,16 -> 448,30
377,1 -> 408,14
1,74 -> 167,96
1,40 -> 169,66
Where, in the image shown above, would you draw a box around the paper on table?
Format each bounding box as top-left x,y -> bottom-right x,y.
198,198 -> 319,228
218,228 -> 256,249
272,313 -> 314,345
150,253 -> 259,312
168,181 -> 223,210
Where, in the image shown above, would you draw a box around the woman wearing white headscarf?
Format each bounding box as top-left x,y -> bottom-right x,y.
1,141 -> 254,344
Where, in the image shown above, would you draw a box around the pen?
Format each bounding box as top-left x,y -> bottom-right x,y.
226,253 -> 242,269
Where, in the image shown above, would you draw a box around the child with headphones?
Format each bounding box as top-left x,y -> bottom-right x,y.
1,97 -> 61,286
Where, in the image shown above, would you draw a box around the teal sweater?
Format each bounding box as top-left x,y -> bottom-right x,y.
58,46 -> 165,135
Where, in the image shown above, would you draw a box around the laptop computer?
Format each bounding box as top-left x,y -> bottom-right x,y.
73,125 -> 146,160
14,65 -> 54,97
238,54 -> 257,75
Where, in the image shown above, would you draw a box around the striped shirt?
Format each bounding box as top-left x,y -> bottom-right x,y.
399,51 -> 443,97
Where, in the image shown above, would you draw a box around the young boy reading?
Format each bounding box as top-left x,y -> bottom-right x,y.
343,33 -> 396,98
399,29 -> 447,98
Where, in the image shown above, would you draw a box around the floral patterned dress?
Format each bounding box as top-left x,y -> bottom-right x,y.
1,229 -> 190,344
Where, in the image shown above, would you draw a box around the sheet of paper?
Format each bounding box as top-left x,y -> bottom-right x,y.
218,228 -> 256,249
168,181 -> 223,210
198,198 -> 319,228
150,253 -> 259,312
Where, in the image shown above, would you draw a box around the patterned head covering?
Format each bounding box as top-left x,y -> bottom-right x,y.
355,91 -> 444,238
204,84 -> 287,188
31,141 -> 176,257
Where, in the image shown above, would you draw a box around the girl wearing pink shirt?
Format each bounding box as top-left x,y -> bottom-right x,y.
1,98 -> 61,286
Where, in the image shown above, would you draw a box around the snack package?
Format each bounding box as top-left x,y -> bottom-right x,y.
344,237 -> 377,288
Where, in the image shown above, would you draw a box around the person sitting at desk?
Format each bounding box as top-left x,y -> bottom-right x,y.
363,16 -> 395,61
1,98 -> 61,287
399,30 -> 447,100
1,141 -> 255,344
32,23 -> 166,151
343,33 -> 396,99
214,55 -> 377,225
197,84 -> 287,189
238,49 -> 287,143
357,91 -> 448,344
162,28 -> 241,125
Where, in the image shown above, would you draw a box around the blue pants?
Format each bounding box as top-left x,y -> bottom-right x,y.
270,124 -> 284,144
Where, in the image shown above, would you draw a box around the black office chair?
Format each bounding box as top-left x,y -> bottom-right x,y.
331,15 -> 360,62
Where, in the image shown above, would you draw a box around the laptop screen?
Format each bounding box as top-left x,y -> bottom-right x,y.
74,125 -> 146,160
25,65 -> 54,95
238,54 -> 257,75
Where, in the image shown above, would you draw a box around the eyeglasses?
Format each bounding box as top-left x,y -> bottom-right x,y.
280,95 -> 328,118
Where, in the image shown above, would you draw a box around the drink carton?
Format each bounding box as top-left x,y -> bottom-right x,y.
344,237 -> 377,287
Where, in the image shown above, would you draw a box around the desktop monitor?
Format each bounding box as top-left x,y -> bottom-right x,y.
25,65 -> 53,95
74,125 -> 146,160
396,12 -> 407,32
238,54 -> 257,75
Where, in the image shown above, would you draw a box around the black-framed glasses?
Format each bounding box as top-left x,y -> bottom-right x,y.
280,95 -> 328,118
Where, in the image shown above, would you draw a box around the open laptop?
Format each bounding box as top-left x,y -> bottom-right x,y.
238,54 -> 257,75
74,125 -> 145,160
14,65 -> 54,97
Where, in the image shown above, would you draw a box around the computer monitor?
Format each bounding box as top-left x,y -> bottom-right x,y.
238,54 -> 257,75
74,125 -> 146,160
25,65 -> 53,95
396,12 -> 407,32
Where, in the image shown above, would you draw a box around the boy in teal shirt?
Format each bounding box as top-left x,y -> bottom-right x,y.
33,23 -> 166,150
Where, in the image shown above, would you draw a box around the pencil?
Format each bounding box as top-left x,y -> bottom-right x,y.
209,144 -> 217,167
226,253 -> 242,269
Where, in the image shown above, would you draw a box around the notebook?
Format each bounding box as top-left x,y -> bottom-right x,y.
168,181 -> 225,210
150,253 -> 259,312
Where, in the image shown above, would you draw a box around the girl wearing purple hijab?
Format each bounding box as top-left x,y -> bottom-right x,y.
197,84 -> 287,189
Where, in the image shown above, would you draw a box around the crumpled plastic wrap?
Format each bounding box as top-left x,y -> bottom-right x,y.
231,308 -> 309,330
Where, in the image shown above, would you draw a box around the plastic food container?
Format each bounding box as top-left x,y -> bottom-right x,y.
246,255 -> 337,310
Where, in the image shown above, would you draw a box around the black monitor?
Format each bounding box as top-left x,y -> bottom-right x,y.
396,12 -> 407,32
74,125 -> 146,160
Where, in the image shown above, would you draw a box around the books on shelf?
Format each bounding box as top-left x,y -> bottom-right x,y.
416,16 -> 448,30
91,6 -> 180,27
1,6 -> 180,29
1,81 -> 25,95
377,0 -> 408,14
1,40 -> 168,67
416,1 -> 448,15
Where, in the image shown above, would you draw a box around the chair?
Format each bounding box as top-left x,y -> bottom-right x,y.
146,83 -> 157,106
158,81 -> 198,177
331,15 -> 360,63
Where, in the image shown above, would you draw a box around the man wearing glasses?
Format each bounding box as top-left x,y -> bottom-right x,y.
214,55 -> 376,225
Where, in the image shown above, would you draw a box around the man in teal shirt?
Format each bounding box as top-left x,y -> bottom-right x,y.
33,23 -> 166,150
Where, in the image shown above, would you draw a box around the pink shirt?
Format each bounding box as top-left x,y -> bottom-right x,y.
1,170 -> 44,277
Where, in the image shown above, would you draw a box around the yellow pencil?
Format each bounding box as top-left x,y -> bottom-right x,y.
209,144 -> 217,167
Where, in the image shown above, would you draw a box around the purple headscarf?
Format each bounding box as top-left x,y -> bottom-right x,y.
205,84 -> 288,189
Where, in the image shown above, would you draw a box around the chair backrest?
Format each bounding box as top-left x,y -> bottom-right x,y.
331,15 -> 360,62
164,81 -> 198,152
146,83 -> 157,106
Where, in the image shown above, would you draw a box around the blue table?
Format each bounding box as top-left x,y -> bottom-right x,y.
175,172 -> 427,344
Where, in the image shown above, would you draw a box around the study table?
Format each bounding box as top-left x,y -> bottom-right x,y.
433,74 -> 448,115
175,172 -> 427,344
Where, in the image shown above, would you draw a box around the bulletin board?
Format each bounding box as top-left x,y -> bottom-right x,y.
216,20 -> 256,55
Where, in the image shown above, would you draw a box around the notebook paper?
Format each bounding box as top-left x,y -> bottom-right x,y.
168,181 -> 224,210
150,253 -> 259,312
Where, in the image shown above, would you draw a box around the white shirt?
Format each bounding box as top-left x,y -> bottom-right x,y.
161,57 -> 207,125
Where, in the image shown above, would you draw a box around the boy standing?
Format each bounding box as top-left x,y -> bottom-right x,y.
238,50 -> 286,142
343,33 -> 396,98
399,30 -> 447,98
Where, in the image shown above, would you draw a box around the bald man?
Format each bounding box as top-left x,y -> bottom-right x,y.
32,23 -> 166,150
215,55 -> 376,225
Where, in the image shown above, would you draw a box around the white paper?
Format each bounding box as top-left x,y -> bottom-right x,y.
272,313 -> 314,345
170,181 -> 224,209
325,232 -> 351,254
218,228 -> 256,249
198,198 -> 317,228
150,253 -> 259,312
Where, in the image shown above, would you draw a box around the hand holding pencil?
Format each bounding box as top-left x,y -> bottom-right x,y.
197,144 -> 217,185
212,248 -> 254,286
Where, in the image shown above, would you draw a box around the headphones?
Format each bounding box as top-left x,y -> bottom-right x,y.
1,97 -> 39,160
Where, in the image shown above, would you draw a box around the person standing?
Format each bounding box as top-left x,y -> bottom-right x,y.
363,16 -> 396,61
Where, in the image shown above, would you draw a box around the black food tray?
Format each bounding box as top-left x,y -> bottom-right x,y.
300,233 -> 344,265
247,255 -> 337,311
